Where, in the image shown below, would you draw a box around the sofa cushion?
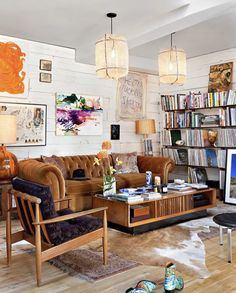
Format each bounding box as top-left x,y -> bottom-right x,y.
65,178 -> 103,195
41,155 -> 69,179
112,152 -> 139,174
116,173 -> 147,188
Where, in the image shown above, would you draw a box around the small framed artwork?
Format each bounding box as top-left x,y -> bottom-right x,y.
0,102 -> 47,146
39,59 -> 52,71
40,72 -> 52,83
111,124 -> 120,140
225,149 -> 236,205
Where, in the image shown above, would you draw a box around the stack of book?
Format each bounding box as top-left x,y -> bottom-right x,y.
111,193 -> 144,203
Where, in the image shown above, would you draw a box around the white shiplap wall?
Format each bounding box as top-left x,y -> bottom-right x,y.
159,48 -> 236,180
0,35 -> 160,160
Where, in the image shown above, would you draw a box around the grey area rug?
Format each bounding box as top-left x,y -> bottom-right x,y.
48,249 -> 139,282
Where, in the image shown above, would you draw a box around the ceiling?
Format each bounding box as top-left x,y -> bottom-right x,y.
0,0 -> 235,71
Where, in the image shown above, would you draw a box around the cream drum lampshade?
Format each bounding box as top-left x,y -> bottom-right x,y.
135,119 -> 156,136
0,114 -> 18,180
96,34 -> 129,79
95,12 -> 129,80
158,47 -> 186,84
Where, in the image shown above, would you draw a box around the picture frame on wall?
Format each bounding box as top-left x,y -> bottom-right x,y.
39,59 -> 52,71
0,102 -> 47,146
111,124 -> 120,140
225,149 -> 236,205
116,71 -> 147,120
39,72 -> 52,83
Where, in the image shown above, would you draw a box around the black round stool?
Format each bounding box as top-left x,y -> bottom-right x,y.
213,213 -> 236,263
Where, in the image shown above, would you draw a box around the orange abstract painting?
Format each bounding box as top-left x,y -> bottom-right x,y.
0,41 -> 26,94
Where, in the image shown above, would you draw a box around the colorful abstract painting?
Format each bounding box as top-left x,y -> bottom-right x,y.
208,62 -> 233,93
0,102 -> 46,146
0,37 -> 28,98
56,93 -> 103,136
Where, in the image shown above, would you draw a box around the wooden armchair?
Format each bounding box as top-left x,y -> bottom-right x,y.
6,177 -> 108,287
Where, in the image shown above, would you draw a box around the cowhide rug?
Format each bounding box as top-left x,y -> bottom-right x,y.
84,203 -> 236,279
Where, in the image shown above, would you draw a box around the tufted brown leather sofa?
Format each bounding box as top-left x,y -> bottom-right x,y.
18,155 -> 175,211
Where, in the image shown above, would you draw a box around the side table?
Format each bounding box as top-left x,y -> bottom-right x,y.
0,180 -> 13,219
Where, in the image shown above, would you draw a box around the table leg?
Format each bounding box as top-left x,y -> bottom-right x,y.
219,225 -> 223,245
6,191 -> 12,265
227,228 -> 232,263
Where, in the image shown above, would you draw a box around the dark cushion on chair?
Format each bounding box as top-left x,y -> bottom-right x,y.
12,177 -> 103,246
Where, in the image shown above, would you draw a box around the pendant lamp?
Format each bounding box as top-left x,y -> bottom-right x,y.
95,13 -> 129,80
158,32 -> 186,85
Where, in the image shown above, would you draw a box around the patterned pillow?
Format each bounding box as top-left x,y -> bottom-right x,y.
41,155 -> 69,179
112,152 -> 139,174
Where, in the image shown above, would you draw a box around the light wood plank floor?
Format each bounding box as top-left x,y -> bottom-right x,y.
1,220 -> 236,293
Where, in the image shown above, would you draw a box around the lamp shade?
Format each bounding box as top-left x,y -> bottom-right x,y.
0,115 -> 16,144
135,119 -> 156,135
95,34 -> 129,80
158,47 -> 186,84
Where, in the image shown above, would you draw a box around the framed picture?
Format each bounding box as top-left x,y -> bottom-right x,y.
111,124 -> 120,140
208,62 -> 233,92
56,93 -> 103,136
40,72 -> 52,83
39,59 -> 52,71
0,102 -> 47,146
117,72 -> 147,120
0,36 -> 29,98
225,149 -> 236,205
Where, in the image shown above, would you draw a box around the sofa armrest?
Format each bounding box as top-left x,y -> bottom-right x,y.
137,156 -> 175,184
18,159 -> 66,210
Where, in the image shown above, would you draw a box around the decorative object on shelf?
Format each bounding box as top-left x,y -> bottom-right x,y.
94,141 -> 122,196
111,124 -> 120,140
56,93 -> 103,135
175,140 -> 185,146
39,72 -> 52,83
208,62 -> 233,93
0,115 -> 18,180
95,12 -> 128,80
117,72 -> 147,120
0,102 -> 46,146
158,32 -> 186,85
225,149 -> 236,205
207,129 -> 218,147
39,59 -> 52,71
135,119 -> 156,156
0,38 -> 28,97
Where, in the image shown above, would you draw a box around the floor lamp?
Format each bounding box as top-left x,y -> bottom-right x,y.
135,119 -> 156,156
0,115 -> 18,181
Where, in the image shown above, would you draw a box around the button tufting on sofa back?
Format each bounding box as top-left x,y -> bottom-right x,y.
59,155 -> 111,178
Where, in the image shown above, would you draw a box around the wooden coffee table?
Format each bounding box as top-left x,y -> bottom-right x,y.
92,188 -> 216,234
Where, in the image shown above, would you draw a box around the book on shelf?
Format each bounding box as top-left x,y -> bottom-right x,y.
188,167 -> 208,184
205,149 -> 218,167
130,205 -> 150,217
130,214 -> 151,223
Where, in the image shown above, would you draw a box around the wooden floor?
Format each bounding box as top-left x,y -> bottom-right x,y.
1,220 -> 236,293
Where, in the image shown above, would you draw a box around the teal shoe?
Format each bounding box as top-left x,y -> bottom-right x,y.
164,262 -> 176,293
136,280 -> 157,292
175,276 -> 184,291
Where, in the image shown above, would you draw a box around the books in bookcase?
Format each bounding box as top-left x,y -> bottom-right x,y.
161,90 -> 236,111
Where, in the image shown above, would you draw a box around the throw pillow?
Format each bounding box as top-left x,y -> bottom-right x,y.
41,155 -> 69,179
112,152 -> 139,174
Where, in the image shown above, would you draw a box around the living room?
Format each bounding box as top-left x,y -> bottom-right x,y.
1,0 -> 236,292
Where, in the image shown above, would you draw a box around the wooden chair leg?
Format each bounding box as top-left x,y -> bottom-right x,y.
6,191 -> 12,265
35,204 -> 42,287
103,210 -> 108,265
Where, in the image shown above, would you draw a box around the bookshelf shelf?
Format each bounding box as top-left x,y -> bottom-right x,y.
161,91 -> 236,189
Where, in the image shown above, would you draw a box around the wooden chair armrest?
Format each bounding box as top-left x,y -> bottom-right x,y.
54,197 -> 72,203
33,207 -> 108,225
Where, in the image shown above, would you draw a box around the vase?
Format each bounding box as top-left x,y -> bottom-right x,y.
103,175 -> 116,196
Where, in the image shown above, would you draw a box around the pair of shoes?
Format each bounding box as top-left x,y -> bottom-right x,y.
164,262 -> 184,293
126,280 -> 157,293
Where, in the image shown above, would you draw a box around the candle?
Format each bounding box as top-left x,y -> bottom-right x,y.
154,176 -> 161,186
